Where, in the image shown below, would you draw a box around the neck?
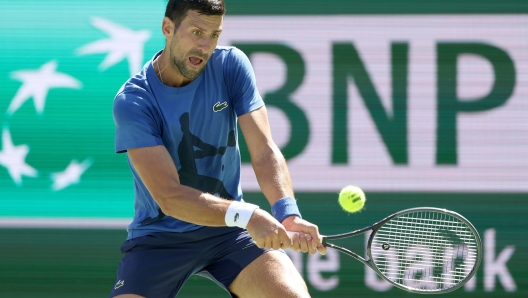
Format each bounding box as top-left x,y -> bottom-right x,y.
155,51 -> 192,87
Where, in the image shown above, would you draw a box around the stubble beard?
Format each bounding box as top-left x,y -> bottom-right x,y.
169,40 -> 209,80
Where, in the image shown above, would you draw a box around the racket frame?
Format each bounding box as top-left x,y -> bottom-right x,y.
322,207 -> 483,294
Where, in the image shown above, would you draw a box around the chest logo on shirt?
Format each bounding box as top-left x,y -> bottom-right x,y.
213,101 -> 228,112
178,112 -> 236,200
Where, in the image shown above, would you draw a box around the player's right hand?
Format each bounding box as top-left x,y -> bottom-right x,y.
245,209 -> 292,250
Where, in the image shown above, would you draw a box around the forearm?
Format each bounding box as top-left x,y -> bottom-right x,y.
251,143 -> 294,206
155,183 -> 232,226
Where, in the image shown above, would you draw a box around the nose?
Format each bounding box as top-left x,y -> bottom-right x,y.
197,36 -> 214,53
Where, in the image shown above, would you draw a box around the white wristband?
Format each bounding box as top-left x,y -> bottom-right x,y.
225,201 -> 259,229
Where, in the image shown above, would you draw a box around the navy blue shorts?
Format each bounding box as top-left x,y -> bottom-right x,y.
109,226 -> 270,298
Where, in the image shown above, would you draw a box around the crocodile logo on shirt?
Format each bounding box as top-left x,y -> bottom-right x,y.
213,101 -> 228,112
234,213 -> 239,223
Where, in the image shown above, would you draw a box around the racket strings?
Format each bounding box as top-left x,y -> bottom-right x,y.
370,211 -> 479,291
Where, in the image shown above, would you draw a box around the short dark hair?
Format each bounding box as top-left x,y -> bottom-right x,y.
165,0 -> 226,29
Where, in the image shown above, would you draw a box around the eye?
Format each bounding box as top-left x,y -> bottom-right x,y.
192,30 -> 202,36
211,33 -> 220,39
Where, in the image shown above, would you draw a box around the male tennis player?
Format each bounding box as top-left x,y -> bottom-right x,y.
110,0 -> 326,297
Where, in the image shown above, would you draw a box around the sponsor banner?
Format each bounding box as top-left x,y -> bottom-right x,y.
218,16 -> 528,192
0,3 -> 526,214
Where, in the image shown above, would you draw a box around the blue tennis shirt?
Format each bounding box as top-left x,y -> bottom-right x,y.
113,47 -> 264,239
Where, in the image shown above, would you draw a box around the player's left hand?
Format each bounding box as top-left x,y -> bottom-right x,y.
282,216 -> 327,255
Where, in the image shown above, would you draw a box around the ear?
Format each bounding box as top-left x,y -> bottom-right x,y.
161,17 -> 174,39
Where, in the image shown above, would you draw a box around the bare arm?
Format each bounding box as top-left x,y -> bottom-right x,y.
239,106 -> 326,254
238,106 -> 293,205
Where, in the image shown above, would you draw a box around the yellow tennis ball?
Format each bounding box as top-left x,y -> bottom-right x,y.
338,185 -> 365,213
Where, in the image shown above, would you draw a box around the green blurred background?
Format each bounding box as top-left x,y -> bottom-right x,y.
1,0 -> 527,297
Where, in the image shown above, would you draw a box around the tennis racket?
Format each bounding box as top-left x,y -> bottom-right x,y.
290,207 -> 482,294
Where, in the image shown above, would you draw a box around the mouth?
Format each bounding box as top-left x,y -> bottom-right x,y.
188,56 -> 204,67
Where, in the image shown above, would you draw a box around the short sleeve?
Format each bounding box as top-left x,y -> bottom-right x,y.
113,90 -> 163,153
224,47 -> 264,116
